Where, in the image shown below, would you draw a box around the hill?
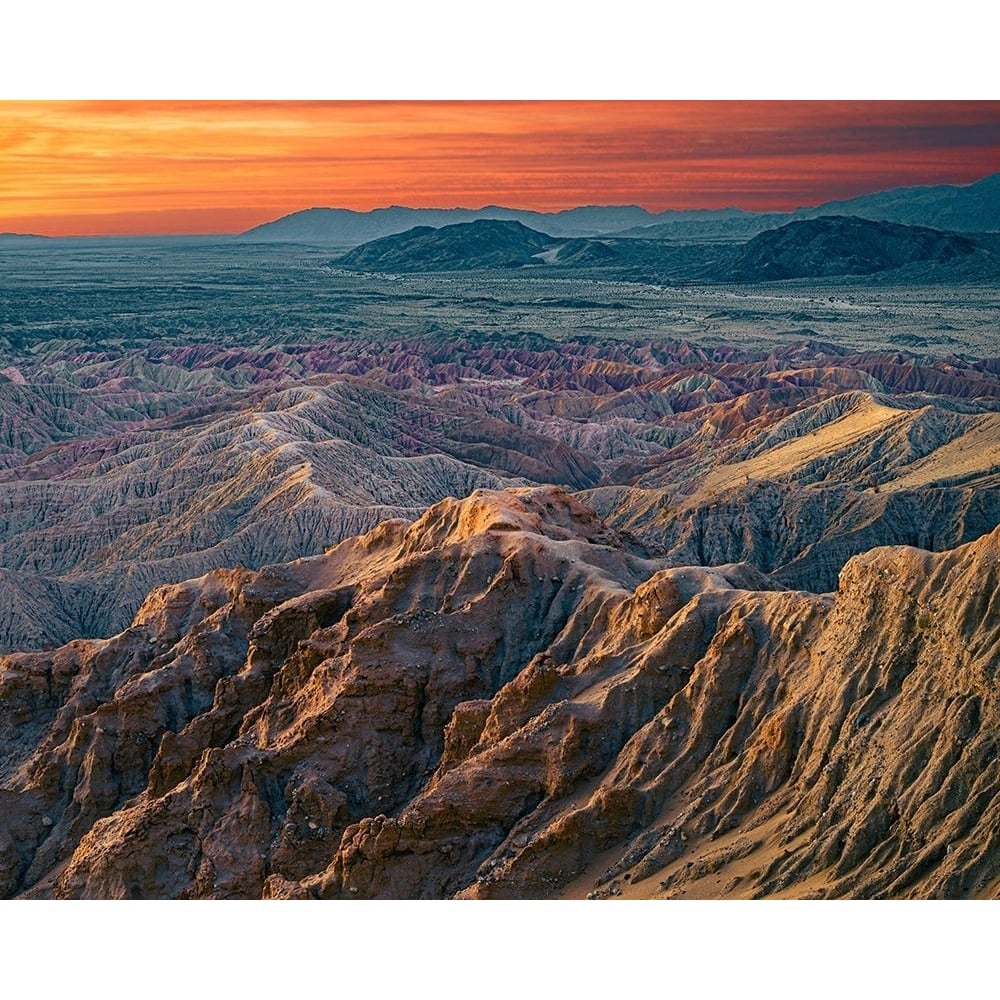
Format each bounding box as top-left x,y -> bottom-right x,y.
334,214 -> 995,283
338,219 -> 557,272
727,216 -> 981,280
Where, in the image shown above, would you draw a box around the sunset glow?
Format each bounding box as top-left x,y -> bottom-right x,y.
2,100 -> 999,236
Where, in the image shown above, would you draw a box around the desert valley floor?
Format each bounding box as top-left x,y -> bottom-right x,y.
0,234 -> 997,899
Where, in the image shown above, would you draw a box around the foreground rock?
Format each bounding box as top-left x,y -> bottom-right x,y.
0,486 -> 997,899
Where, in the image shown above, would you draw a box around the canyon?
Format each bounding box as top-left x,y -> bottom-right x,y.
0,212 -> 997,898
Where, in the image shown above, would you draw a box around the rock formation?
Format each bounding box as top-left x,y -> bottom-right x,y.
1,487 -> 997,899
0,337 -> 996,652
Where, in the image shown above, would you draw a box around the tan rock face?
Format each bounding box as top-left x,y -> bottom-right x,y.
1,486 -> 997,899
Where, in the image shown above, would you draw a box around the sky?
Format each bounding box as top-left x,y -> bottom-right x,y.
2,100 -> 999,236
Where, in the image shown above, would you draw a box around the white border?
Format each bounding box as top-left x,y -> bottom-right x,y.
3,1 -> 998,97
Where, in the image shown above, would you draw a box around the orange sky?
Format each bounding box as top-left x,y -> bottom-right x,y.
2,101 -> 999,236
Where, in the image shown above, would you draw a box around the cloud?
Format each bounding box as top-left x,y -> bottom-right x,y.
2,101 -> 998,235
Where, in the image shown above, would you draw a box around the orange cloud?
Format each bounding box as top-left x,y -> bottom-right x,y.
2,101 -> 998,236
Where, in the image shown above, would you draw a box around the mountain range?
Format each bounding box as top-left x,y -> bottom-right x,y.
241,172 -> 1000,245
242,204 -> 660,246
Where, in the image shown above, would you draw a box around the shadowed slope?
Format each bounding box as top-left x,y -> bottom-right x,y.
729,217 -> 980,281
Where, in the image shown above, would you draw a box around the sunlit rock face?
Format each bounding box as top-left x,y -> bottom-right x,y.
1,486 -> 997,900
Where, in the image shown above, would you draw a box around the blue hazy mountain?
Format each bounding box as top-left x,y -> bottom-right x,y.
801,172 -> 1000,232
0,233 -> 51,243
621,173 -> 1000,241
241,173 -> 1000,246
242,204 -> 659,246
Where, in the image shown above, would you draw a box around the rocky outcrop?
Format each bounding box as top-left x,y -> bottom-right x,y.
1,487 -> 997,899
587,479 -> 1000,593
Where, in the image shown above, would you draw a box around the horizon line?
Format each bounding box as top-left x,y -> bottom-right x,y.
4,169 -> 995,241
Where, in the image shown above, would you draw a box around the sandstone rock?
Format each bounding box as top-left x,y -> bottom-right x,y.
0,486 -> 996,899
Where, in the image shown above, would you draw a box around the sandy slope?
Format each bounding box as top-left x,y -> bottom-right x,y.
699,396 -> 904,494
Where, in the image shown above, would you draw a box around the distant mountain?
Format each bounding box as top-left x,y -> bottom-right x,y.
727,216 -> 981,280
0,233 -> 50,243
801,172 -> 1000,232
615,210 -> 792,241
333,215 -> 994,282
242,205 -> 657,246
618,173 -> 1000,241
338,219 -> 558,271
241,173 -> 1000,246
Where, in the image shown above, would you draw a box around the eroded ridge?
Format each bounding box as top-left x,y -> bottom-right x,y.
0,486 -> 996,899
